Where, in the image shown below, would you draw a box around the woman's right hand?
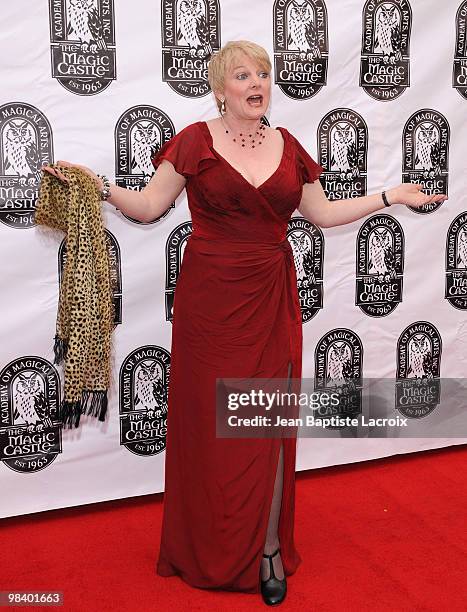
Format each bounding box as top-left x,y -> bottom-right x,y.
41,160 -> 103,190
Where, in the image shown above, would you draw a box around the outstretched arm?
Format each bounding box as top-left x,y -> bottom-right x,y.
42,159 -> 186,223
298,180 -> 447,228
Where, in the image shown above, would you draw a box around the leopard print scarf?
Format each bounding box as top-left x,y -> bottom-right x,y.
35,165 -> 115,429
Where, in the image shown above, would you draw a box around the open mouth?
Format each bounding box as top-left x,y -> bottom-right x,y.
247,94 -> 263,106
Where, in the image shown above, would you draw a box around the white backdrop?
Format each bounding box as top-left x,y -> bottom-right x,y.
1,0 -> 466,518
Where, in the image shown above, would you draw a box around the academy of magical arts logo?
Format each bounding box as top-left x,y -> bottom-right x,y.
49,0 -> 116,96
119,346 -> 169,456
165,221 -> 192,321
445,212 -> 467,310
287,217 -> 324,323
360,0 -> 412,101
273,0 -> 328,100
402,109 -> 450,215
59,229 -> 122,324
161,0 -> 221,98
453,1 -> 467,99
395,322 -> 442,418
356,214 -> 404,317
314,329 -> 363,425
0,356 -> 62,473
317,108 -> 368,200
115,106 -> 176,225
0,103 -> 53,229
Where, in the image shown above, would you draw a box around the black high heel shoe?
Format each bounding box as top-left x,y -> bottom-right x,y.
260,547 -> 287,606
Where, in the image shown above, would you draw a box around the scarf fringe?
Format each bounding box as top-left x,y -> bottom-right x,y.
60,390 -> 108,429
53,335 -> 68,365
83,390 -> 108,420
60,400 -> 83,429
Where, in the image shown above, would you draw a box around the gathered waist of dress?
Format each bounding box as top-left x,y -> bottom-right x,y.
188,232 -> 291,251
185,232 -> 294,266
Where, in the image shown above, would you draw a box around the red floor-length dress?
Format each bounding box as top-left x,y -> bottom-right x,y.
151,121 -> 323,593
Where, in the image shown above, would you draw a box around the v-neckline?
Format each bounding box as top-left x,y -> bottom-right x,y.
199,121 -> 287,191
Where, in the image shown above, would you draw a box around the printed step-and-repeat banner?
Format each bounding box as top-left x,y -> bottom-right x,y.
1,0 -> 466,518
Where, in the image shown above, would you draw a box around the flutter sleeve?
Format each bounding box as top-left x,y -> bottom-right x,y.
289,132 -> 324,185
151,123 -> 217,178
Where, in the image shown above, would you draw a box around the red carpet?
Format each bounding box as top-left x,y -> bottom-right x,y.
1,445 -> 466,612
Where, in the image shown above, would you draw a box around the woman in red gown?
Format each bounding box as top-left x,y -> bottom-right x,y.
149,44 -> 324,603
44,40 -> 446,607
151,108 -> 320,600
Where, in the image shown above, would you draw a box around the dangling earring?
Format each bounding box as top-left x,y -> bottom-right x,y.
220,98 -> 226,114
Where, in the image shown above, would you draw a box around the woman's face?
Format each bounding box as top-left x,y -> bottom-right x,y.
220,52 -> 271,121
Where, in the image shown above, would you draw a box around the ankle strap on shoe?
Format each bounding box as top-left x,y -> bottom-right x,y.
262,548 -> 280,559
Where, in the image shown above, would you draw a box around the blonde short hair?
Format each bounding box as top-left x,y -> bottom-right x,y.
208,41 -> 272,113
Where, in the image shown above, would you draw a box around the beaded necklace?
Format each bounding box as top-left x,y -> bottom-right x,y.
220,116 -> 266,149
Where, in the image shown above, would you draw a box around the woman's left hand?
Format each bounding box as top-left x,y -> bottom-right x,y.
388,183 -> 447,208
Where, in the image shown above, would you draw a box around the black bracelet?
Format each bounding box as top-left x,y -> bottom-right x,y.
381,191 -> 391,207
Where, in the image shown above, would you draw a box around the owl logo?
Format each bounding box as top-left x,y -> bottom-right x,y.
289,230 -> 316,288
177,0 -> 212,58
356,214 -> 404,317
287,219 -> 324,323
368,228 -> 396,281
395,322 -> 441,417
317,108 -> 368,200
287,0 -> 321,61
13,372 -> 53,432
66,0 -> 107,53
374,2 -> 402,64
119,346 -> 171,456
134,360 -> 168,418
330,122 -> 359,180
456,224 -> 467,269
315,329 -> 363,417
402,109 -> 449,216
407,334 -> 434,379
326,342 -> 353,388
414,122 -> 441,179
130,121 -> 161,180
3,120 -> 41,186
